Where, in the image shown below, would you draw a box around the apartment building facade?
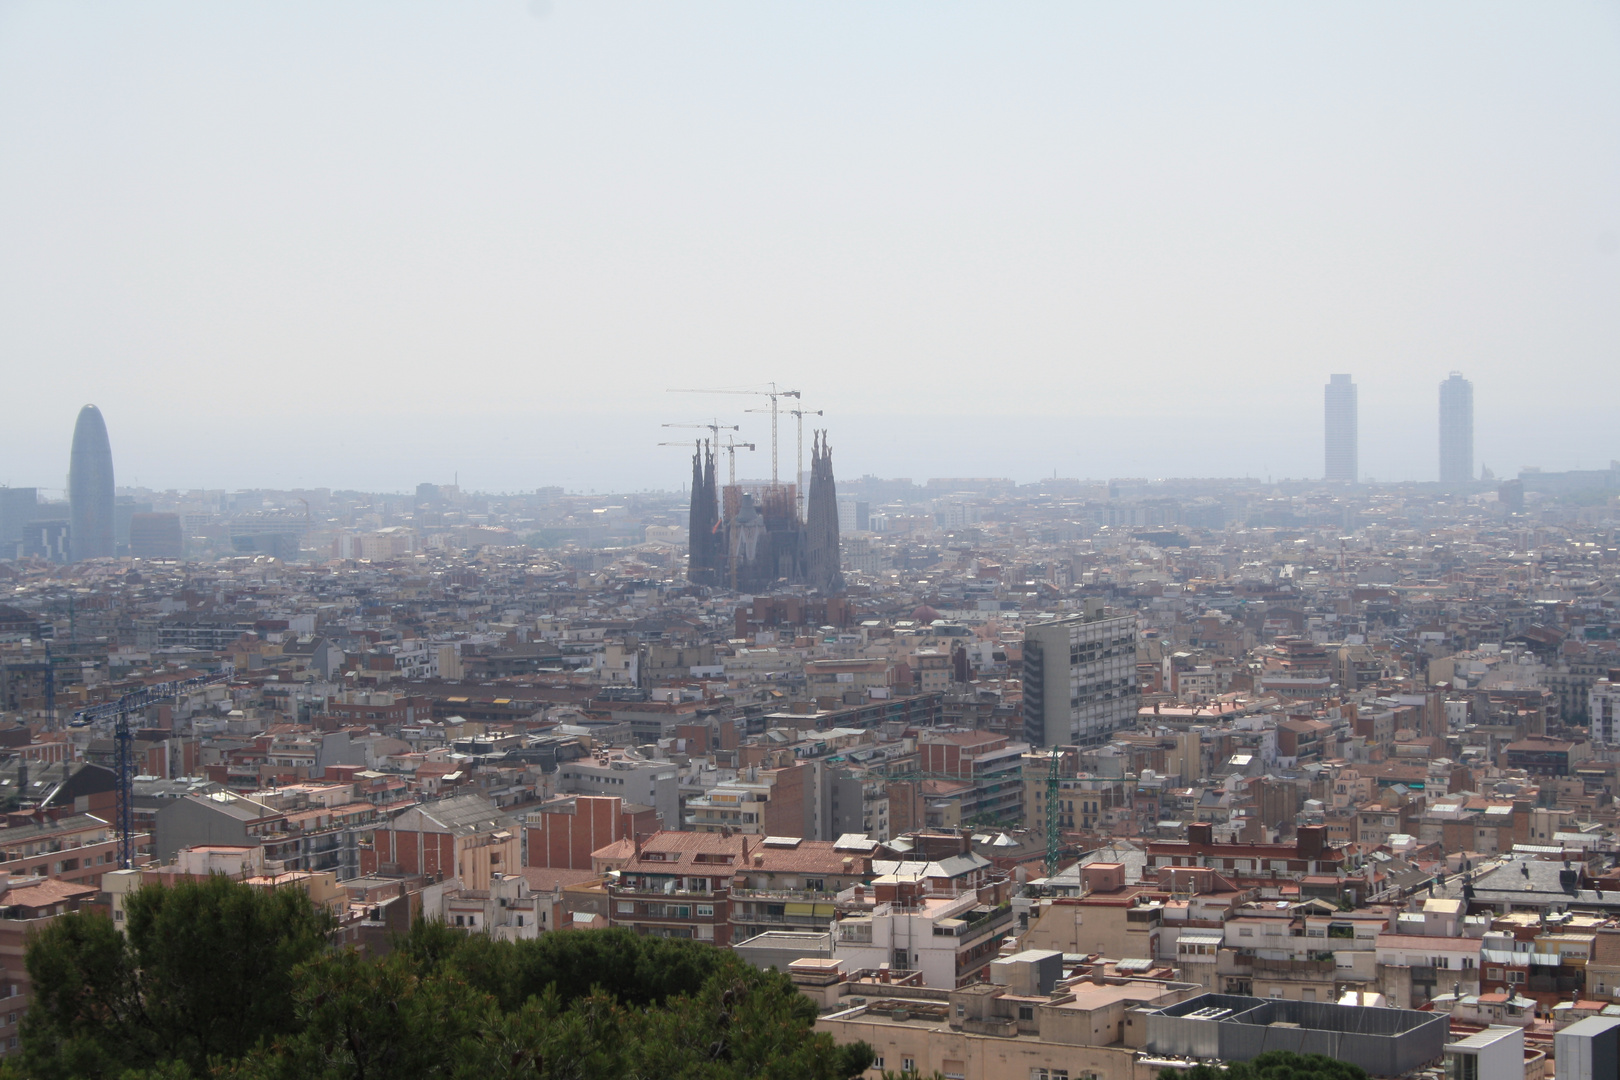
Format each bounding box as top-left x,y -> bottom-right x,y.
1021,608 -> 1138,747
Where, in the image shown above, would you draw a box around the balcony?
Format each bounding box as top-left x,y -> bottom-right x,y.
613,883 -> 715,898
614,906 -> 713,923
730,888 -> 836,902
1252,957 -> 1336,978
934,905 -> 1014,939
731,911 -> 832,928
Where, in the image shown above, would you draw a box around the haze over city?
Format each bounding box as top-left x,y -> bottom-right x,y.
13,8 -> 1620,1080
2,2 -> 1617,493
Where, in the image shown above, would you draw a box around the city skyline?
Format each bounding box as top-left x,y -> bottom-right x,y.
1,366 -> 1605,497
1,4 -> 1615,493
6,369 -> 1581,508
4,6 -> 1620,1077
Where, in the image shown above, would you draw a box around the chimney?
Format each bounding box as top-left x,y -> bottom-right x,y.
1187,822 -> 1213,846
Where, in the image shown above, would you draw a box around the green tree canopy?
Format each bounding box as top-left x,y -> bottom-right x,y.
21,876 -> 874,1080
22,874 -> 331,1080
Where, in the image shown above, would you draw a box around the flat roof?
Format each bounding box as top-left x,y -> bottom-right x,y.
1048,982 -> 1175,1011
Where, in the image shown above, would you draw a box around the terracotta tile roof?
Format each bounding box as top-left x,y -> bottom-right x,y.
1,878 -> 98,909
518,866 -> 600,892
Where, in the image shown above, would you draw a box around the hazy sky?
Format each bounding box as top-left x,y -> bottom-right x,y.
2,2 -> 1617,494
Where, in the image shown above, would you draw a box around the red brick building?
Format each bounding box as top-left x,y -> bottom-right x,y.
360,794 -> 518,890
524,795 -> 657,870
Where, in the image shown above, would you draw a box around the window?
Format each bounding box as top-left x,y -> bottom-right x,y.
696,905 -> 714,918
1031,1070 -> 1069,1080
617,901 -> 635,914
902,1059 -> 915,1074
872,1056 -> 883,1071
1018,1005 -> 1034,1021
1239,927 -> 1253,938
1446,1051 -> 1479,1080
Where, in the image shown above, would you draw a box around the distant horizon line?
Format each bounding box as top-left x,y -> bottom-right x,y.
10,472 -> 1581,501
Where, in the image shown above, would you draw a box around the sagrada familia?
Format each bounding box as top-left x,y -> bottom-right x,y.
686,431 -> 844,594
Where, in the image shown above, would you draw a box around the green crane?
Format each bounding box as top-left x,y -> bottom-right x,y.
1044,746 -> 1062,875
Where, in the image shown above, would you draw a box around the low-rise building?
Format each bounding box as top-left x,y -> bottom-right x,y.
0,813 -> 130,889
832,874 -> 1015,990
729,835 -> 872,943
608,829 -> 749,946
0,872 -> 99,1061
812,960 -> 1197,1080
359,793 -> 519,890
440,872 -> 549,940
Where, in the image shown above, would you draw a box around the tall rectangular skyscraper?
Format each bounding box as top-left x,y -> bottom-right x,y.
1439,372 -> 1474,484
1324,374 -> 1357,481
1021,603 -> 1137,747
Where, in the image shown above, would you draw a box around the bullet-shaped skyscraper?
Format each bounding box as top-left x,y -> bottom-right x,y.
69,404 -> 116,561
1324,374 -> 1357,482
1439,373 -> 1474,484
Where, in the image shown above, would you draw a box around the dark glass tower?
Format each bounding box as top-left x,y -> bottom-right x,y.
69,404 -> 116,560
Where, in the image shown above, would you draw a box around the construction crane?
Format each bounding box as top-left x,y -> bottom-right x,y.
668,383 -> 800,487
1045,747 -> 1062,875
661,418 -> 739,444
658,437 -> 755,487
73,670 -> 234,869
718,435 -> 755,488
748,405 -> 822,518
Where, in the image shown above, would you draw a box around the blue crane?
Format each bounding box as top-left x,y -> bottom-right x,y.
73,670 -> 234,869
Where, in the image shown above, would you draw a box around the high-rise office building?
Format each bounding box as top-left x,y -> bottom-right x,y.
1439,373 -> 1474,484
129,512 -> 183,560
1323,374 -> 1357,482
68,404 -> 116,561
1021,602 -> 1138,747
0,487 -> 43,557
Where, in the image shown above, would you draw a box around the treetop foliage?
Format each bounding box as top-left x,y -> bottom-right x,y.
15,876 -> 873,1080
